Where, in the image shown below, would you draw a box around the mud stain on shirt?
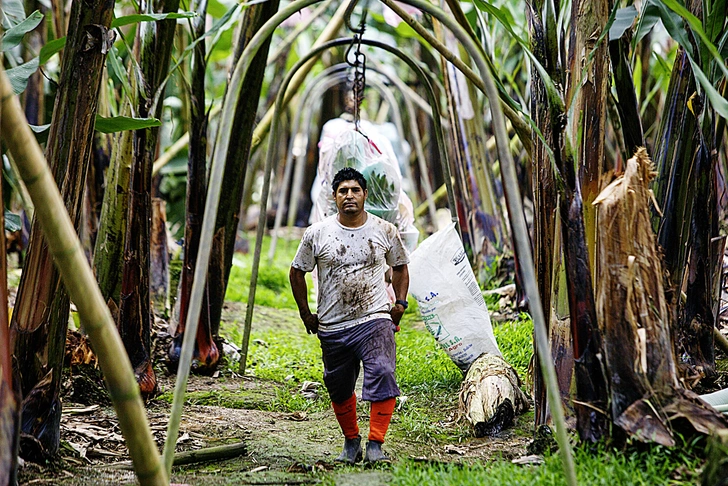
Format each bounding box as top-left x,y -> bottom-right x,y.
291,213 -> 410,327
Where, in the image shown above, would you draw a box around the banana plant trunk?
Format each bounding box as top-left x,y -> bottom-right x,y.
206,0 -> 280,339
93,67 -> 134,303
562,0 -> 611,441
558,156 -> 609,441
117,0 -> 180,396
527,0 -> 611,438
170,0 -> 220,373
652,49 -> 698,314
672,0 -> 722,382
10,0 -> 114,456
679,132 -> 718,381
93,122 -> 133,303
650,48 -> 710,381
0,166 -> 20,486
526,0 -> 563,426
567,0 -> 611,273
150,197 -> 169,316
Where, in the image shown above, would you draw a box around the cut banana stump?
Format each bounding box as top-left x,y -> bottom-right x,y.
458,353 -> 530,436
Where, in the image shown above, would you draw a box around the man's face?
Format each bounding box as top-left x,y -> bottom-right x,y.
334,179 -> 367,215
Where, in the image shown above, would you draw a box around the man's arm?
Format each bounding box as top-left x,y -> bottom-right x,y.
389,264 -> 409,328
289,266 -> 319,334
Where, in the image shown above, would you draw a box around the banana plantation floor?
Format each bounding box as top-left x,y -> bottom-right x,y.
17,303 -> 534,486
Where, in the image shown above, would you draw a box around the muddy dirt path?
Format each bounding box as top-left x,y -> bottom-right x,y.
18,304 -> 532,485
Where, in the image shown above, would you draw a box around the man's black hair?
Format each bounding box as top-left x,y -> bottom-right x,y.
332,167 -> 367,193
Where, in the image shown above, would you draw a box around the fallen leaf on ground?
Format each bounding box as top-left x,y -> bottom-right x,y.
444,445 -> 466,455
62,405 -> 100,415
511,454 -> 544,465
176,432 -> 191,444
286,411 -> 307,421
300,381 -> 321,400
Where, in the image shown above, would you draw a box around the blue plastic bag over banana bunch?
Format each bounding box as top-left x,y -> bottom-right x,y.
409,223 -> 501,371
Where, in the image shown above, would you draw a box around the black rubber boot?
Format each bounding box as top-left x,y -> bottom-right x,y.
335,436 -> 362,464
364,440 -> 391,463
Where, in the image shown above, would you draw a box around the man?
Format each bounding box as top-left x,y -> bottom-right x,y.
289,167 -> 410,464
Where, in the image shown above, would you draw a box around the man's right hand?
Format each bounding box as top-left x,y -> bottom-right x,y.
301,312 -> 319,334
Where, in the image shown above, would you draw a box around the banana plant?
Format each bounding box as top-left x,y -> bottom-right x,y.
5,0 -> 193,460
10,0 -> 116,457
640,0 -> 727,381
169,0 -> 283,376
474,0 -> 728,443
116,0 -> 183,397
169,0 -> 220,374
0,155 -> 19,486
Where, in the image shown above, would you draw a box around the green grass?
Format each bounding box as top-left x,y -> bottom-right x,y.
224,234 -> 303,310
241,322 -> 330,413
390,438 -> 703,485
493,314 -> 534,380
396,315 -> 463,392
393,314 -> 467,442
246,329 -> 323,383
213,235 -> 707,485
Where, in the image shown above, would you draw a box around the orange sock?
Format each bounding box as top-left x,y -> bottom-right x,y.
332,394 -> 360,439
368,398 -> 396,443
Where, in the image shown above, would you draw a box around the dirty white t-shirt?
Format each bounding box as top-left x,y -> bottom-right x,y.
292,212 -> 410,332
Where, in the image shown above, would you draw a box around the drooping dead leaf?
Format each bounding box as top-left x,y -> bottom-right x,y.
594,148 -> 727,442
614,398 -> 674,446
65,330 -> 97,367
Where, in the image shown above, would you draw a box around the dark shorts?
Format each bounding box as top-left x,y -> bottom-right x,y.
318,317 -> 400,403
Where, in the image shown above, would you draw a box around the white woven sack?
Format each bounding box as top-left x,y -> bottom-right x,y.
409,223 -> 501,370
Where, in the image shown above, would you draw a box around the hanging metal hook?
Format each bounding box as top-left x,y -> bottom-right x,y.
344,0 -> 369,133
344,0 -> 368,34
344,35 -> 366,132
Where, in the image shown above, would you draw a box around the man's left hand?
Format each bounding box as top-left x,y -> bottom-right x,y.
390,303 -> 405,331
